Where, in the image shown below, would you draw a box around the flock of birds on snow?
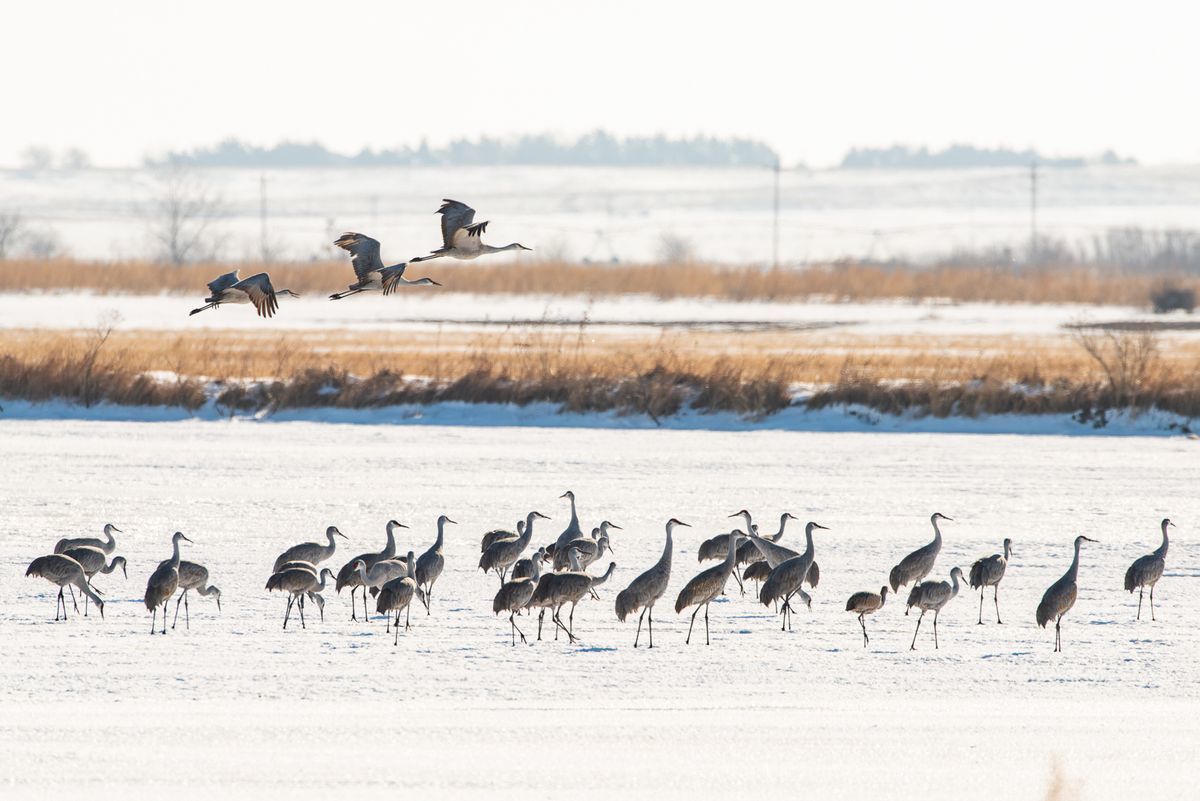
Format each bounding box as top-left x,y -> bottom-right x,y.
24,493 -> 1175,652
187,198 -> 529,318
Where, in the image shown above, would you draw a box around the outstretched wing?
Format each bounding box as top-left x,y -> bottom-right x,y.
436,199 -> 476,249
206,269 -> 240,295
333,232 -> 384,280
380,263 -> 408,296
236,273 -> 279,318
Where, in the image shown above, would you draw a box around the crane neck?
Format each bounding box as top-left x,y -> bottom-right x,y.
382,524 -> 398,559
356,561 -> 371,587
1157,522 -> 1170,558
530,557 -> 542,582
723,531 -> 740,572
773,514 -> 790,542
1002,540 -> 1011,561
930,517 -> 943,547
660,523 -> 675,567
435,518 -> 447,549
101,557 -> 123,575
406,553 -> 417,579
802,524 -> 817,559
949,570 -> 962,596
1066,539 -> 1083,582
520,513 -> 538,548
103,528 -> 117,552
314,569 -> 331,592
168,535 -> 183,569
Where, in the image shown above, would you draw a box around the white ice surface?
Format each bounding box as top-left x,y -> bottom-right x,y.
0,291 -> 1186,339
1,419 -> 1197,800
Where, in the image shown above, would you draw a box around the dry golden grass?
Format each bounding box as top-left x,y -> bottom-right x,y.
2,257 -> 1197,306
2,323 -> 1198,422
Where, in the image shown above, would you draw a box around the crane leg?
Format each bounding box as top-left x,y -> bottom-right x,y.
69,586 -> 80,613
173,590 -> 183,628
633,607 -> 646,648
733,567 -> 745,596
1150,585 -> 1156,622
648,607 -> 654,649
150,604 -> 156,634
56,588 -> 65,621
569,602 -> 576,638
283,596 -> 293,629
83,589 -> 89,617
933,609 -> 940,649
350,587 -> 358,621
160,602 -> 168,634
510,612 -> 527,646
298,596 -> 306,629
859,613 -> 869,647
1054,616 -> 1061,652
686,605 -> 700,645
537,609 -> 544,640
394,612 -> 401,646
978,588 -> 984,624
704,603 -> 710,646
994,585 -> 1002,624
910,611 -> 924,650
405,604 -> 411,631
1136,587 -> 1144,621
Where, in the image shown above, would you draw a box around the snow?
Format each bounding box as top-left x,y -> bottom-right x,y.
1,291 -> 1190,340
1,418 -> 1197,799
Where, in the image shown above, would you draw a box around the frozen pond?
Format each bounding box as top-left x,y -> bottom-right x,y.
1,419 -> 1197,800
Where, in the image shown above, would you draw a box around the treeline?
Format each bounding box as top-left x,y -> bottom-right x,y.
841,144 -> 1135,169
147,131 -> 780,169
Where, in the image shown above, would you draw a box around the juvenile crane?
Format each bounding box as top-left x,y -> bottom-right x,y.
54,523 -> 121,555
615,518 -> 688,648
336,519 -> 405,621
145,532 -> 193,635
1124,518 -> 1173,621
481,511 -> 549,585
267,565 -> 334,629
494,557 -> 541,646
329,232 -> 442,300
273,526 -> 347,574
760,522 -> 829,632
164,560 -> 222,630
1037,535 -> 1098,652
376,553 -> 423,643
676,529 -> 745,646
890,512 -> 952,594
415,515 -> 456,611
189,270 -> 298,318
845,586 -> 889,647
908,567 -> 964,650
409,199 -> 531,263
968,538 -> 1012,624
25,553 -> 104,621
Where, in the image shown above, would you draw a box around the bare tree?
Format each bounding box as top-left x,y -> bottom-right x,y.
1073,326 -> 1160,408
0,213 -> 22,259
19,146 -> 53,170
146,164 -> 226,265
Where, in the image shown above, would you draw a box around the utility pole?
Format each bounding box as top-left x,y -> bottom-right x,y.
772,157 -> 781,269
259,173 -> 268,263
1029,161 -> 1038,264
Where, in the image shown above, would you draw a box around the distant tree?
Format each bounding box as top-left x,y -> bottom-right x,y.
146,165 -> 226,265
19,146 -> 54,170
0,213 -> 22,259
62,147 -> 92,170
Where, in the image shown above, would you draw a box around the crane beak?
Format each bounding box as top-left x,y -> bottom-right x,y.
608,523 -> 624,530
216,595 -> 222,613
182,535 -> 194,544
446,518 -> 458,525
336,531 -> 348,539
121,564 -> 128,579
535,512 -> 551,520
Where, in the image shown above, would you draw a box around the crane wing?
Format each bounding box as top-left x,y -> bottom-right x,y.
206,269 -> 241,295
333,232 -> 385,280
236,273 -> 279,318
436,198 -> 476,249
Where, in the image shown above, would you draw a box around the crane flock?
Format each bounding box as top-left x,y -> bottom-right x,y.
21,504 -> 1178,653
188,198 -> 529,318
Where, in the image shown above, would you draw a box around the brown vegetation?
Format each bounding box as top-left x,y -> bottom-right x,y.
3,257 -> 1199,306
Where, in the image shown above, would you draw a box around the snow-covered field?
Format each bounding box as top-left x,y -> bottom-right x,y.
1,419 -> 1197,800
0,291 -> 1184,339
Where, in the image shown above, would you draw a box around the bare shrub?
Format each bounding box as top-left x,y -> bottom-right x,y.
1073,327 -> 1160,408
147,165 -> 227,265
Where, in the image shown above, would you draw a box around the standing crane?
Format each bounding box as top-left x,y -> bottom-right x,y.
890,512 -> 952,595
273,526 -> 347,574
1037,535 -> 1098,651
1124,518 -> 1172,621
480,511 -> 549,584
760,522 -> 829,631
165,561 -> 222,630
25,553 -> 104,621
61,546 -> 126,616
415,515 -> 456,612
335,519 -> 405,621
409,199 -> 531,262
54,523 -> 121,555
145,532 -> 193,635
376,553 -> 423,644
615,518 -> 688,647
968,538 -> 1012,624
494,557 -> 542,646
551,491 -> 585,570
908,567 -> 964,650
267,565 -> 334,629
845,586 -> 889,647
676,529 -> 745,645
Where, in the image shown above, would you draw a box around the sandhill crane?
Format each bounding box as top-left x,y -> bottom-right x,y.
336,519 -> 405,621
528,548 -> 614,643
415,515 -> 455,612
846,586 -> 889,647
1037,535 -> 1098,651
329,232 -> 442,300
409,199 -> 531,263
54,523 -> 121,555
273,526 -> 347,574
161,560 -> 222,630
481,511 -> 549,585
267,566 -> 334,629
189,271 -> 298,318
62,546 -> 126,616
1125,518 -> 1173,621
274,560 -> 328,621
574,530 -> 616,572
511,546 -> 546,581
760,522 -> 829,631
376,553 -> 423,644
743,560 -> 771,594
353,556 -> 412,604
908,567 -> 964,650
890,513 -> 952,593
969,538 -> 1012,624
737,513 -> 796,569
145,532 -> 193,635
482,520 -> 524,553
494,557 -> 542,646
615,518 -> 688,647
738,512 -> 817,607
676,529 -> 745,645
25,554 -> 104,620
551,491 -> 585,570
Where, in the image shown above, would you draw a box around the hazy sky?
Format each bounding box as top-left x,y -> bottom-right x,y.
5,1 -> 1197,167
